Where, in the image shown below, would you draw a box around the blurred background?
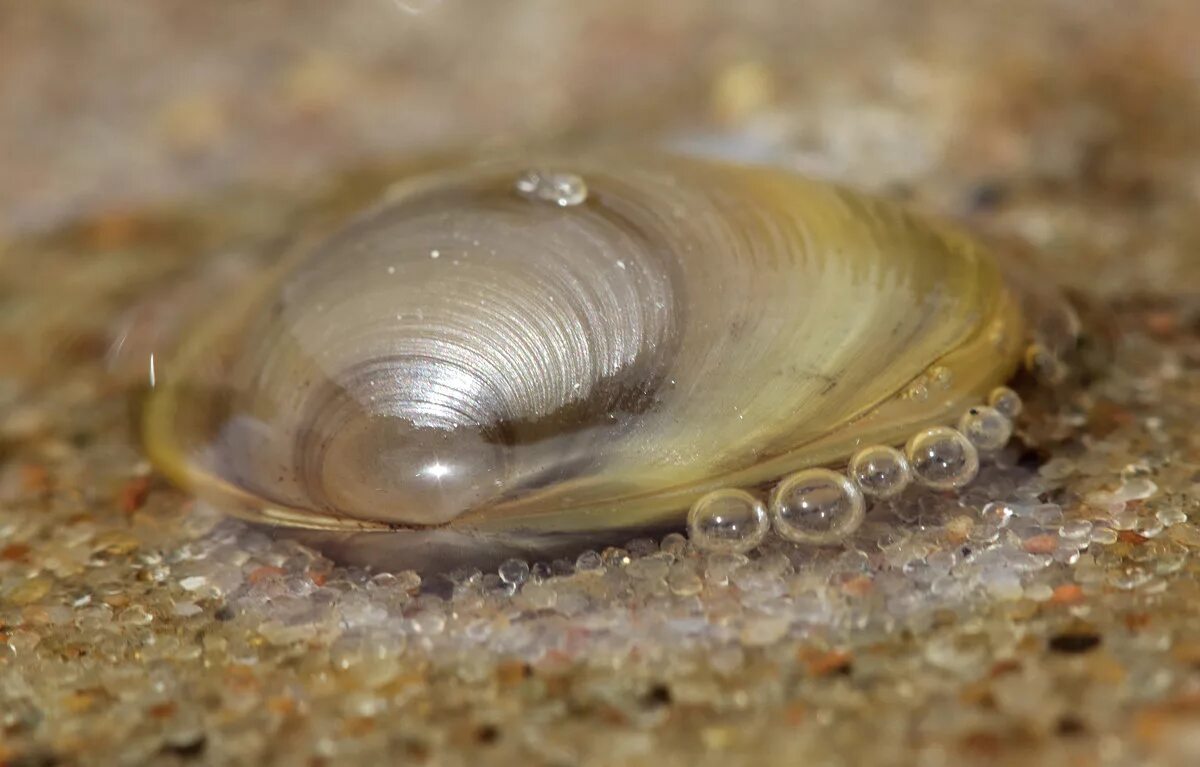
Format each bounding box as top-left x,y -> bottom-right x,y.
4,0 -> 1198,255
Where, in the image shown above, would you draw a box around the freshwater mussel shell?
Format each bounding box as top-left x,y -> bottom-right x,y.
144,152 -> 1035,565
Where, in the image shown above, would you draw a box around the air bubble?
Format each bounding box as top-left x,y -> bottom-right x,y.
769,469 -> 865,545
987,386 -> 1023,419
848,445 -> 911,499
957,406 -> 1012,452
903,381 -> 929,401
687,489 -> 769,554
905,427 -> 979,490
927,366 -> 953,389
1025,343 -> 1067,384
514,169 -> 588,207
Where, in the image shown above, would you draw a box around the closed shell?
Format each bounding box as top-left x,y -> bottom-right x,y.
143,152 -> 1032,561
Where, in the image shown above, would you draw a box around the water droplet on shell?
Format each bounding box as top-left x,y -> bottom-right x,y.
514,169 -> 588,207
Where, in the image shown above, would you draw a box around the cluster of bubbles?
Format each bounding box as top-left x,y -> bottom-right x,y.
687,386 -> 1023,553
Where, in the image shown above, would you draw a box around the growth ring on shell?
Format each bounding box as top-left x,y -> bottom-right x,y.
142,151 -> 1058,561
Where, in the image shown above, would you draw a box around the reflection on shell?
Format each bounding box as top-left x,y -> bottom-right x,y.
143,152 -> 1052,562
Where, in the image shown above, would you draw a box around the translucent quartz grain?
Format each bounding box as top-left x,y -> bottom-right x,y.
575,550 -> 603,572
498,559 -> 531,585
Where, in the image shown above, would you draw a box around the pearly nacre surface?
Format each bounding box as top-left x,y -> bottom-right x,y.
143,152 -> 1032,558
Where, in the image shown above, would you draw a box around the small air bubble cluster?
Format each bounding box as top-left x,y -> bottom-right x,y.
685,387 -> 1028,555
